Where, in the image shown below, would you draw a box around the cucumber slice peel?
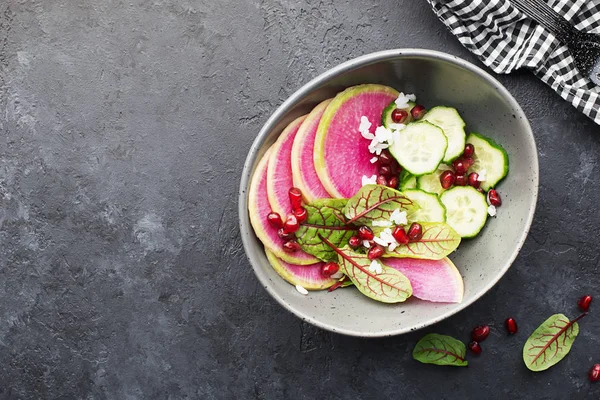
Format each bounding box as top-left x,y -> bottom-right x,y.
466,132 -> 509,191
404,189 -> 446,223
440,186 -> 488,238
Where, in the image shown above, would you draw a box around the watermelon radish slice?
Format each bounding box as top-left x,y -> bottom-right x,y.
266,249 -> 336,290
291,99 -> 332,203
248,146 -> 318,265
382,257 -> 464,303
314,84 -> 399,198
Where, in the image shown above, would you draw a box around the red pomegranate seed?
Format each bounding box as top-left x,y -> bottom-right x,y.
358,226 -> 374,241
463,157 -> 474,169
267,212 -> 283,229
378,150 -> 393,165
282,240 -> 300,253
440,170 -> 456,189
505,317 -> 518,334
589,364 -> 600,382
453,159 -> 468,175
390,162 -> 401,176
293,207 -> 307,223
463,144 -> 475,158
477,187 -> 485,193
379,165 -> 392,177
392,226 -> 409,244
376,175 -> 388,186
468,172 -> 481,188
368,244 -> 384,260
411,104 -> 426,120
321,262 -> 339,278
471,325 -> 490,342
468,341 -> 482,355
288,187 -> 303,209
277,228 -> 294,241
455,174 -> 466,186
348,235 -> 361,249
407,222 -> 423,242
578,295 -> 593,311
488,189 -> 502,206
283,214 -> 300,233
391,109 -> 409,123
388,176 -> 398,189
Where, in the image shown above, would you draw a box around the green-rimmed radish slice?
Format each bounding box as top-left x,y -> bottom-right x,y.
404,189 -> 446,223
400,175 -> 417,190
381,100 -> 415,128
389,121 -> 447,176
417,164 -> 453,196
466,132 -> 509,191
440,186 -> 488,238
422,106 -> 466,163
266,250 -> 336,290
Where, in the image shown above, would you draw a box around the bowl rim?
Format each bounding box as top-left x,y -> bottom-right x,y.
238,48 -> 539,337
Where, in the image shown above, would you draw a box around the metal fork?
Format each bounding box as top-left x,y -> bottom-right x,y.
511,0 -> 600,86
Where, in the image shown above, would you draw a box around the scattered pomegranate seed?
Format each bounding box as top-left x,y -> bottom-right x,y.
505,317 -> 518,334
378,150 -> 393,165
277,228 -> 294,241
368,245 -> 384,260
376,175 -> 388,186
453,159 -> 468,175
468,341 -> 482,355
283,214 -> 300,233
407,222 -> 423,242
388,176 -> 398,189
321,262 -> 339,278
488,189 -> 502,206
267,212 -> 283,229
462,157 -> 474,169
391,161 -> 401,175
471,325 -> 490,342
348,235 -> 361,249
358,226 -> 374,241
454,174 -> 466,186
391,109 -> 409,123
392,226 -> 410,244
440,170 -> 456,189
293,207 -> 307,223
411,104 -> 426,120
589,364 -> 600,382
288,187 -> 303,209
282,240 -> 300,253
463,144 -> 475,158
578,295 -> 593,311
379,165 -> 392,177
468,172 -> 481,188
476,187 -> 485,193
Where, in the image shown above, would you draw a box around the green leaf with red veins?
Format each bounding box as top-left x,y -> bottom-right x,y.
523,313 -> 586,372
413,333 -> 468,367
376,222 -> 461,260
343,184 -> 419,226
295,199 -> 357,262
320,236 -> 412,303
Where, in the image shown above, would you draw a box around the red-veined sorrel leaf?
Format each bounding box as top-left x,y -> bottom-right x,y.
327,276 -> 354,292
413,333 -> 468,367
319,235 -> 412,303
523,313 -> 586,372
376,223 -> 461,260
343,184 -> 418,225
296,199 -> 356,262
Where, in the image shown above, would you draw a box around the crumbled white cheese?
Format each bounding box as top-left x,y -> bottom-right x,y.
363,240 -> 371,248
388,242 -> 398,252
295,284 -> 309,295
487,205 -> 497,217
369,260 -> 383,274
331,271 -> 344,280
373,236 -> 388,247
478,168 -> 487,182
374,126 -> 393,143
372,220 -> 392,227
359,116 -> 372,134
368,139 -> 389,155
390,209 -> 408,225
394,92 -> 416,109
362,174 -> 377,186
373,227 -> 398,251
370,156 -> 379,164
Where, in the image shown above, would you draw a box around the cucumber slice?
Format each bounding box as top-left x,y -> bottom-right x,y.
381,100 -> 415,128
404,189 -> 446,223
422,106 -> 466,163
389,121 -> 447,176
400,175 -> 417,190
417,164 -> 452,195
466,132 -> 509,191
440,186 -> 488,238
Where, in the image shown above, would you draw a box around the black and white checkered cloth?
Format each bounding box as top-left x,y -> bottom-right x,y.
427,0 -> 600,124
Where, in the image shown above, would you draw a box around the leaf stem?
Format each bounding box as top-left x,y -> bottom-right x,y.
345,195 -> 412,225
529,313 -> 587,366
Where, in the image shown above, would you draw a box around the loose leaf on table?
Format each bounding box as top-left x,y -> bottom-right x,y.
296,199 -> 357,262
377,223 -> 461,260
320,235 -> 412,303
523,313 -> 586,372
343,184 -> 419,225
413,333 -> 468,367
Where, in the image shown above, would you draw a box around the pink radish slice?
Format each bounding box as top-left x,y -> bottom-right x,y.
266,250 -> 335,290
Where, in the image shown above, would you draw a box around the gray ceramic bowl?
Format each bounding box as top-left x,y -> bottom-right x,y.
239,49 -> 538,337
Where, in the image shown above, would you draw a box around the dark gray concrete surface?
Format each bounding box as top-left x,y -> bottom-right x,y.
0,0 -> 599,398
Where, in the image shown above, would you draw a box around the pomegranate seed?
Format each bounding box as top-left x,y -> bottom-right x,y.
471,325 -> 490,342
376,175 -> 388,186
348,235 -> 361,249
358,226 -> 374,241
411,104 -> 426,120
283,214 -> 300,233
505,317 -> 518,334
468,172 -> 481,188
589,364 -> 600,382
477,187 -> 485,193
455,174 -> 466,186
390,162 -> 401,176
463,144 -> 475,158
407,222 -> 423,242
277,228 -> 294,241
488,189 -> 502,206
453,159 -> 468,175
288,187 -> 303,209
282,240 -> 300,253
391,109 -> 409,123
378,150 -> 393,165
321,262 -> 339,278
293,207 -> 307,223
379,165 -> 392,177
367,245 -> 384,260
440,170 -> 456,189
468,341 -> 482,355
392,226 -> 409,244
578,295 -> 593,311
462,157 -> 474,169
267,212 -> 283,229
388,176 -> 398,189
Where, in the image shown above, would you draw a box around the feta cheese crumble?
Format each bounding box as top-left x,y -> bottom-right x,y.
372,227 -> 399,252
394,92 -> 417,109
363,240 -> 371,248
487,205 -> 497,217
331,271 -> 344,280
477,168 -> 487,182
295,284 -> 309,295
361,174 -> 377,186
370,156 -> 379,164
369,260 -> 383,275
359,116 -> 374,140
372,220 -> 392,227
390,209 -> 408,225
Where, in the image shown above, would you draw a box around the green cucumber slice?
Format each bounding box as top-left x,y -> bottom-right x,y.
381,100 -> 415,128
440,186 -> 488,238
400,175 -> 417,190
389,121 -> 447,176
422,106 -> 466,163
466,132 -> 509,191
404,189 -> 446,223
417,164 -> 453,195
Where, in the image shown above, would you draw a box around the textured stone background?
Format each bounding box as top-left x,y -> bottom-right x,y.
0,0 -> 599,399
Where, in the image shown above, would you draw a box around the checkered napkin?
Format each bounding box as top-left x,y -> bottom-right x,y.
426,0 -> 600,124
